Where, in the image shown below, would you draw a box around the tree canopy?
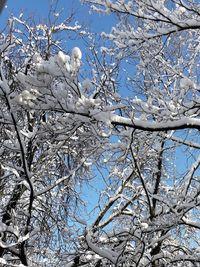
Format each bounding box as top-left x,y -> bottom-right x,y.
0,0 -> 200,266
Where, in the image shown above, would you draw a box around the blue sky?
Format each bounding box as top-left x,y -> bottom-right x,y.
1,0 -> 115,33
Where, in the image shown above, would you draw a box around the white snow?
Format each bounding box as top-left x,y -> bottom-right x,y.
86,231 -> 118,264
0,222 -> 7,232
57,51 -> 70,65
72,47 -> 82,60
180,77 -> 194,89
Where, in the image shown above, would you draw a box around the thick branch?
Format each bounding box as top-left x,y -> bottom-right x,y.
111,115 -> 200,131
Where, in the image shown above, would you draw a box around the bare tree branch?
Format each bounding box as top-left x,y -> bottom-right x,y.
0,0 -> 6,14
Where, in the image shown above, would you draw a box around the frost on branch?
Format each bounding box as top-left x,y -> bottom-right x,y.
0,13 -> 113,267
1,1 -> 200,267
76,1 -> 200,267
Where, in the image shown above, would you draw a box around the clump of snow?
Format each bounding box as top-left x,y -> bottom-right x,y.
140,222 -> 148,230
86,231 -> 118,264
56,51 -> 70,66
175,5 -> 186,15
32,53 -> 42,64
16,89 -> 40,108
0,222 -> 7,232
90,109 -> 111,125
70,47 -> 82,74
0,258 -> 7,265
180,77 -> 194,89
35,51 -> 73,76
82,78 -> 93,91
76,96 -> 101,111
72,47 -> 82,61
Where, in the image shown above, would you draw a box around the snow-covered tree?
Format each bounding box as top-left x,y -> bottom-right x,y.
0,11 -> 102,266
0,0 -> 200,266
71,0 -> 200,266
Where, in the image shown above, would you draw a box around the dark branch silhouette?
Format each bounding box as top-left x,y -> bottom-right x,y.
0,0 -> 6,14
